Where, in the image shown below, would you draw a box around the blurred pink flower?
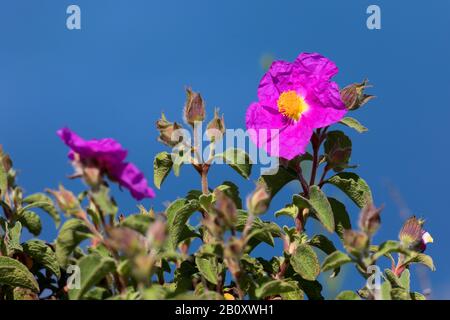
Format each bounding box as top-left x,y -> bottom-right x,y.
57,128 -> 155,200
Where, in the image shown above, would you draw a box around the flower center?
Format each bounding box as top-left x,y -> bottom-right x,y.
277,90 -> 309,121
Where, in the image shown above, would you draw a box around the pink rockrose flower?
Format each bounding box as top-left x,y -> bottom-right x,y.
246,52 -> 347,160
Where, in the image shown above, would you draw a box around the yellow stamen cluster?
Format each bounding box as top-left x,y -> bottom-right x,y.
277,90 -> 309,121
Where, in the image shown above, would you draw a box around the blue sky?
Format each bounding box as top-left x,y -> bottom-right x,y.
1,0 -> 449,298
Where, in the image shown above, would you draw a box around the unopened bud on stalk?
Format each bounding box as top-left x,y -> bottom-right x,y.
156,113 -> 183,147
146,219 -> 167,247
47,185 -> 81,216
247,184 -> 270,215
343,230 -> 368,255
214,189 -> 237,227
206,108 -> 225,141
340,79 -> 375,111
358,201 -> 382,235
184,87 -> 206,126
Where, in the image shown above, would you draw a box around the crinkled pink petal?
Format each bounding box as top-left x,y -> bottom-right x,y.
57,128 -> 127,165
295,52 -> 338,81
245,102 -> 313,160
257,60 -> 297,106
303,81 -> 347,128
110,162 -> 156,201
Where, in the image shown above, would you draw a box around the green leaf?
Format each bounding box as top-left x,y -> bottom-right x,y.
90,185 -> 118,216
23,193 -> 61,228
307,186 -> 335,233
325,172 -> 373,208
0,157 -> 7,199
280,283 -> 304,300
153,152 -> 173,189
391,288 -> 409,300
68,254 -> 116,300
324,131 -> 353,172
120,214 -> 153,234
403,253 -> 435,271
372,240 -> 402,262
384,269 -> 403,288
380,280 -> 392,300
22,240 -> 61,279
328,197 -> 352,240
255,279 -> 297,299
339,117 -> 368,133
290,244 -> 320,281
321,251 -> 352,272
236,210 -> 281,247
217,148 -> 252,179
308,235 -> 336,255
195,256 -> 219,285
275,204 -> 298,219
0,256 -> 39,292
0,220 -> 23,254
410,292 -> 426,300
335,291 -> 361,300
166,198 -> 199,250
17,210 -> 42,236
399,269 -> 410,292
258,167 -> 296,203
55,219 -> 91,267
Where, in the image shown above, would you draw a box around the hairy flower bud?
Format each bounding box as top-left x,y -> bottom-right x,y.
358,201 -> 382,235
399,216 -> 433,252
343,230 -> 368,255
48,185 -> 81,216
206,108 -> 225,141
156,113 -> 183,147
146,219 -> 167,247
213,189 -> 237,227
184,87 -> 206,126
340,79 -> 375,111
247,184 -> 270,215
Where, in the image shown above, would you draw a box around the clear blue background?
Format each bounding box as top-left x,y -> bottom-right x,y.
1,0 -> 449,298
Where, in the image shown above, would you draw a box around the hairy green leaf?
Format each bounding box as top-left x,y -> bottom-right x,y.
258,167 -> 296,203
22,240 -> 60,278
307,186 -> 335,233
195,256 -> 219,285
328,197 -> 352,240
55,219 -> 91,267
17,210 -> 42,236
326,172 -> 372,208
339,117 -> 368,133
217,148 -> 252,179
23,193 -> 60,228
0,256 -> 39,292
68,254 -> 116,300
336,290 -> 361,300
120,214 -> 153,234
403,253 -> 435,271
321,251 -> 352,272
255,279 -> 297,299
166,198 -> 199,249
291,244 -> 320,281
153,152 -> 173,189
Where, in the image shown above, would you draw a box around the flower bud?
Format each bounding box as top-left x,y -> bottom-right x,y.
206,108 -> 225,141
340,79 -> 375,111
399,216 -> 433,252
184,87 -> 206,126
358,201 -> 382,235
146,219 -> 167,247
213,189 -> 237,227
156,113 -> 183,147
247,184 -> 270,215
343,230 -> 368,255
48,185 -> 81,216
